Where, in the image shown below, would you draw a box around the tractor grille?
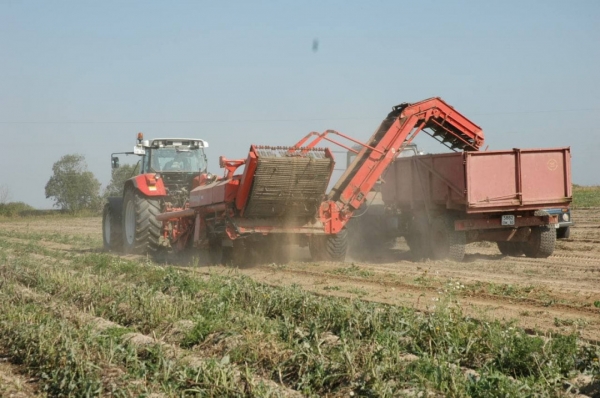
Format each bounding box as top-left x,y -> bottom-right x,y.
243,148 -> 333,219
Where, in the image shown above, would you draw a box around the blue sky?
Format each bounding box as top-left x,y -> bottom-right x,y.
1,0 -> 599,208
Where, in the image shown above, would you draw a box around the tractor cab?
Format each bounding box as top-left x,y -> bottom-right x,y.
136,138 -> 209,175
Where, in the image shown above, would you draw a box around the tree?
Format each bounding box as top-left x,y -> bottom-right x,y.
45,154 -> 101,212
103,163 -> 139,198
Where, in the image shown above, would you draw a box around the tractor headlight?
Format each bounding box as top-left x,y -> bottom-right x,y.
562,213 -> 569,222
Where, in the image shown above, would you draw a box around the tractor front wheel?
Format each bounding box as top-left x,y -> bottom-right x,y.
122,188 -> 162,254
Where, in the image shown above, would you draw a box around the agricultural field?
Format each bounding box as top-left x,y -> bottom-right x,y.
0,189 -> 600,396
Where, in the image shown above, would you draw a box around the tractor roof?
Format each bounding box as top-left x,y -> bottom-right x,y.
145,138 -> 209,148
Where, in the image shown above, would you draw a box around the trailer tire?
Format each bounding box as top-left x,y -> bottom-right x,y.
557,226 -> 570,239
122,188 -> 162,254
309,229 -> 348,262
521,210 -> 556,258
496,241 -> 523,257
430,215 -> 466,262
102,202 -> 123,252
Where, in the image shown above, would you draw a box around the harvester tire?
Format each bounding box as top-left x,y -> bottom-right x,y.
102,202 -> 123,252
522,211 -> 556,258
309,229 -> 348,262
430,215 -> 466,262
122,188 -> 162,254
496,241 -> 523,257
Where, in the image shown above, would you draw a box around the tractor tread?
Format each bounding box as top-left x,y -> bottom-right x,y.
123,189 -> 162,254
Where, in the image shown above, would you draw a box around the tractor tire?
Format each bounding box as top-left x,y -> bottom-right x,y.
102,202 -> 123,252
309,229 -> 348,262
496,241 -> 523,257
557,226 -> 570,239
430,215 -> 466,262
122,188 -> 162,254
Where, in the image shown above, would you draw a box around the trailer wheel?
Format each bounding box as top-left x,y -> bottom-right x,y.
309,229 -> 348,262
522,211 -> 556,258
102,203 -> 123,251
430,215 -> 466,262
122,188 -> 162,254
557,226 -> 570,239
496,241 -> 523,257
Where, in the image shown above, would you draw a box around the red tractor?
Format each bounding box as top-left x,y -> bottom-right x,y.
102,134 -> 209,254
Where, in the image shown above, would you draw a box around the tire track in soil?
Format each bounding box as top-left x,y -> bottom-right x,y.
185,264 -> 600,342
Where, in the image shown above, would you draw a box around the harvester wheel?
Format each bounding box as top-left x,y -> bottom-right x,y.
522,211 -> 556,258
430,215 -> 466,262
102,203 -> 123,251
309,229 -> 348,262
496,241 -> 523,257
122,188 -> 162,254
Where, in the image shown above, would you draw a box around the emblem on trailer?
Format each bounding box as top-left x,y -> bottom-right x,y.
547,159 -> 558,171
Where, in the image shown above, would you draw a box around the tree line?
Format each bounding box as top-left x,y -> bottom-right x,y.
0,153 -> 137,216
41,154 -> 138,213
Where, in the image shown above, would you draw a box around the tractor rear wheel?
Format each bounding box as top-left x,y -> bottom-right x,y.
496,241 -> 523,257
102,203 -> 123,251
122,188 -> 162,254
430,215 -> 466,262
309,229 -> 348,262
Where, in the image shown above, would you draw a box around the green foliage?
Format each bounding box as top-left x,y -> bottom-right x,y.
1,232 -> 598,397
103,163 -> 139,198
572,185 -> 600,208
0,201 -> 35,216
45,154 -> 101,213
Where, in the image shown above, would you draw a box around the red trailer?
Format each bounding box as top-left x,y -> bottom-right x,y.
379,148 -> 572,261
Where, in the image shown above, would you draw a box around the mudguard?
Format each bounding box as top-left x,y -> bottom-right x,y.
129,174 -> 167,196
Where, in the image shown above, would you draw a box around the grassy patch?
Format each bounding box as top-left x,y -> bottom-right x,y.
327,264 -> 374,278
1,234 -> 600,396
573,185 -> 600,208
